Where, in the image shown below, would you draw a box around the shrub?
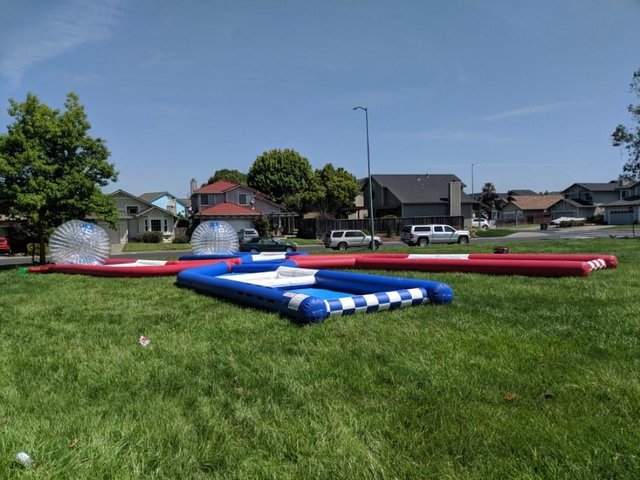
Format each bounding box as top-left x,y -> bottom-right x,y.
587,214 -> 605,225
172,235 -> 188,244
27,243 -> 49,255
254,216 -> 269,237
141,231 -> 163,243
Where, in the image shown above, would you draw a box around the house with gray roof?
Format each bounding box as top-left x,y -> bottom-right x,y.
600,180 -> 640,224
362,174 -> 474,219
562,182 -> 620,206
98,189 -> 183,244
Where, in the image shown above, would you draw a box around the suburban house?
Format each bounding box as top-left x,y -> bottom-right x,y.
502,194 -> 564,224
601,180 -> 640,225
561,182 -> 620,212
360,174 -> 474,220
98,189 -> 182,244
139,191 -> 188,217
190,179 -> 294,232
476,189 -> 539,221
548,197 -> 597,220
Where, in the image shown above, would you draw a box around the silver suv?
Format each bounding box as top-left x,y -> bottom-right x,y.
323,230 -> 382,250
237,228 -> 259,242
400,224 -> 470,246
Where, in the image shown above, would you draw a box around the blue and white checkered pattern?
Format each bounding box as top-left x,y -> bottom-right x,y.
287,288 -> 428,318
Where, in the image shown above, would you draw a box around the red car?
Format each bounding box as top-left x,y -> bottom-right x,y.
0,235 -> 11,254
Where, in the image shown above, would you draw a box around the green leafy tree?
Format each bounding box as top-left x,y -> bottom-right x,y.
0,92 -> 118,263
612,69 -> 640,180
206,168 -> 247,186
247,149 -> 316,212
312,163 -> 359,218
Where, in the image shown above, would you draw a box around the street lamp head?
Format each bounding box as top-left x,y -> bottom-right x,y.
353,106 -> 367,112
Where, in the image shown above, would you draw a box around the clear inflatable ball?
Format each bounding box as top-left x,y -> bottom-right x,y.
49,220 -> 111,265
190,221 -> 239,255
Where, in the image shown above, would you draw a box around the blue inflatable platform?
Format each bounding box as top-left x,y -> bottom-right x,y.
177,264 -> 453,323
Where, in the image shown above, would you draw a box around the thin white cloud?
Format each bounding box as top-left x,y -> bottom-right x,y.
481,102 -> 590,121
0,0 -> 124,86
394,129 -> 517,144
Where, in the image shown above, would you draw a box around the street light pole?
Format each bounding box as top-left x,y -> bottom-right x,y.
353,106 -> 376,249
471,161 -> 484,218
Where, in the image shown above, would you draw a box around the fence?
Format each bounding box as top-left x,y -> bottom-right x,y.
297,216 -> 465,239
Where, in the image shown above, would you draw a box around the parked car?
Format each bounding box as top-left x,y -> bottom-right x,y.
550,217 -> 586,226
0,235 -> 11,254
323,230 -> 382,250
239,237 -> 297,253
237,228 -> 259,241
400,224 -> 470,246
471,217 -> 491,229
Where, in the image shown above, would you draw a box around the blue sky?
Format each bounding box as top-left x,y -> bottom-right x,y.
1,0 -> 639,199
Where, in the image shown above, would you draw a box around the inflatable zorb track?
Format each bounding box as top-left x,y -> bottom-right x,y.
177,263 -> 454,324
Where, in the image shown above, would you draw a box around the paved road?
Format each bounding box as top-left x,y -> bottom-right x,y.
1,225 -> 636,268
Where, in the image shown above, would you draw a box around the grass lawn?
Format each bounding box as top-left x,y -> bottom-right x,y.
1,239 -> 639,478
122,242 -> 191,253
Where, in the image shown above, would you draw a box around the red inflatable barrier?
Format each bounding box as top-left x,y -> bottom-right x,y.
354,256 -> 593,277
292,255 -> 359,269
27,258 -> 239,277
466,253 -> 618,268
291,252 -> 617,276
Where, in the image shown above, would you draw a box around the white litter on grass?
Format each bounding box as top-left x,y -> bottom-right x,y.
138,336 -> 151,346
15,452 -> 34,467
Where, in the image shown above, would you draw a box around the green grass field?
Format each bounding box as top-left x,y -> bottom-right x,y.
1,239 -> 639,478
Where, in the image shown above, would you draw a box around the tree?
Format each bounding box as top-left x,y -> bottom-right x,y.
247,149 -> 316,212
312,163 -> 359,218
206,168 -> 247,186
0,92 -> 118,263
612,69 -> 640,180
479,182 -> 497,216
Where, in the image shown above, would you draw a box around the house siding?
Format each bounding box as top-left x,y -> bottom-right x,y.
106,191 -> 179,243
563,185 -> 618,204
148,194 -> 187,216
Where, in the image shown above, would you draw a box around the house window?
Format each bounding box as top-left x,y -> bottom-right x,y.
127,206 -> 139,215
164,219 -> 168,232
621,190 -> 629,199
144,219 -> 148,231
239,193 -> 251,205
151,219 -> 162,232
201,194 -> 213,205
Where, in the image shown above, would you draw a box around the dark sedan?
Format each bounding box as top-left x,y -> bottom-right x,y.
239,237 -> 297,253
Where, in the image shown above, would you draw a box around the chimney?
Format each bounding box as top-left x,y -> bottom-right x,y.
190,178 -> 197,195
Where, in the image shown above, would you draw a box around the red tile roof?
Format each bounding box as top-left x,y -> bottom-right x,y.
197,202 -> 261,216
193,180 -> 238,194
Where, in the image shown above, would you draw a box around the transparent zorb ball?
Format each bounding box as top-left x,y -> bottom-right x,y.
49,220 -> 111,265
190,221 -> 239,255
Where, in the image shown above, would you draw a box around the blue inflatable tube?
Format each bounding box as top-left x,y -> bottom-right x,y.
176,265 -> 453,324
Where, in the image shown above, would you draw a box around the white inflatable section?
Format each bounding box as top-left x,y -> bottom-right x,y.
408,254 -> 470,260
251,252 -> 288,262
190,221 -> 239,255
49,220 -> 111,265
108,260 -> 168,268
221,266 -> 319,287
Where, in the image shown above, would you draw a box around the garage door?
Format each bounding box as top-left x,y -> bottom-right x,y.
608,210 -> 634,225
223,219 -> 254,232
